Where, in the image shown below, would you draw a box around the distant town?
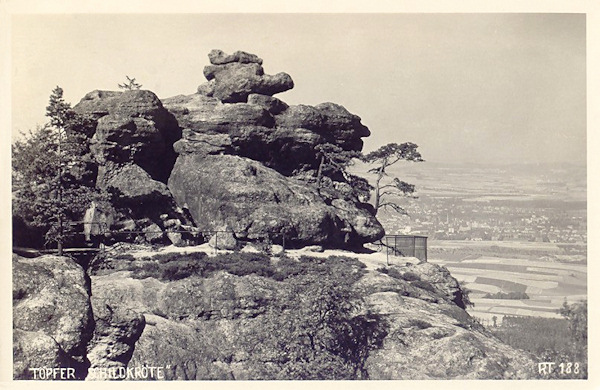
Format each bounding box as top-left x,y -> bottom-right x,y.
378,195 -> 587,244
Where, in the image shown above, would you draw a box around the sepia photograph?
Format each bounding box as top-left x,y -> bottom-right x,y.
2,1 -> 597,386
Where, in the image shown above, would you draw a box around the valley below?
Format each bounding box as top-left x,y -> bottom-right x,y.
428,240 -> 587,322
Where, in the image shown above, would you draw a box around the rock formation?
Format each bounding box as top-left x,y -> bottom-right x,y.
164,49 -> 384,248
86,293 -> 146,378
73,90 -> 194,245
80,248 -> 535,379
13,255 -> 94,379
11,242 -> 538,381
199,49 -> 294,103
65,49 -> 385,249
355,269 -> 533,379
73,89 -> 180,183
168,153 -> 382,247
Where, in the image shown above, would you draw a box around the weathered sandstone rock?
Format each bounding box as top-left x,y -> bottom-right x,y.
74,89 -> 181,183
86,249 -> 536,380
168,153 -> 384,247
86,299 -> 145,379
13,255 -> 94,379
200,50 -> 294,103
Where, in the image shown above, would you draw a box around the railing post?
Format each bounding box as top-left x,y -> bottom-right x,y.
386,236 -> 389,266
215,231 -> 218,255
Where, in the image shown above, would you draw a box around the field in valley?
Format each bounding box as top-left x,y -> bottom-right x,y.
428,240 -> 587,321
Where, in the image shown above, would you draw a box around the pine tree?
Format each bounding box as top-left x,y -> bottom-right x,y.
12,87 -> 102,252
118,76 -> 142,90
362,142 -> 423,216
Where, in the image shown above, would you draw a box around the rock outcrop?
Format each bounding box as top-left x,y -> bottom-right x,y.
12,245 -> 538,380
74,89 -> 180,184
168,153 -> 382,248
73,90 -> 194,245
355,269 -> 533,379
163,49 -> 384,248
163,93 -> 370,176
13,255 -> 94,379
86,297 -> 145,378
66,49 -> 384,249
80,248 -> 536,380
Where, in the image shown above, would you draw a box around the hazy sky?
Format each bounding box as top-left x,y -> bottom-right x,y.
11,13 -> 586,165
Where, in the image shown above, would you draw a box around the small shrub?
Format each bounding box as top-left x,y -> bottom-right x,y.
273,257 -> 305,281
431,331 -> 449,339
212,252 -> 274,278
154,251 -> 207,264
326,255 -> 367,269
160,260 -> 204,280
411,280 -> 437,293
125,251 -> 367,284
274,255 -> 366,282
387,268 -> 404,280
114,253 -> 136,261
400,271 -> 421,282
130,261 -> 160,279
377,267 -> 421,282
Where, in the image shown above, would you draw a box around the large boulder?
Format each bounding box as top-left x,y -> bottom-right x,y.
100,164 -> 185,221
13,329 -> 72,380
13,255 -> 94,379
168,153 -> 384,247
199,49 -> 293,103
96,162 -> 192,244
88,267 -> 275,380
362,292 -> 534,379
354,268 -> 535,379
86,297 -> 145,379
100,163 -> 173,206
409,262 -> 470,309
73,89 -> 181,183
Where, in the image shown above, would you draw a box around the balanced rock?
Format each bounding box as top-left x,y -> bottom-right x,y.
199,49 -> 293,103
208,49 -> 263,65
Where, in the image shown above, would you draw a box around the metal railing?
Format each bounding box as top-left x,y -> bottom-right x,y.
52,222 -> 288,256
374,235 -> 428,265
